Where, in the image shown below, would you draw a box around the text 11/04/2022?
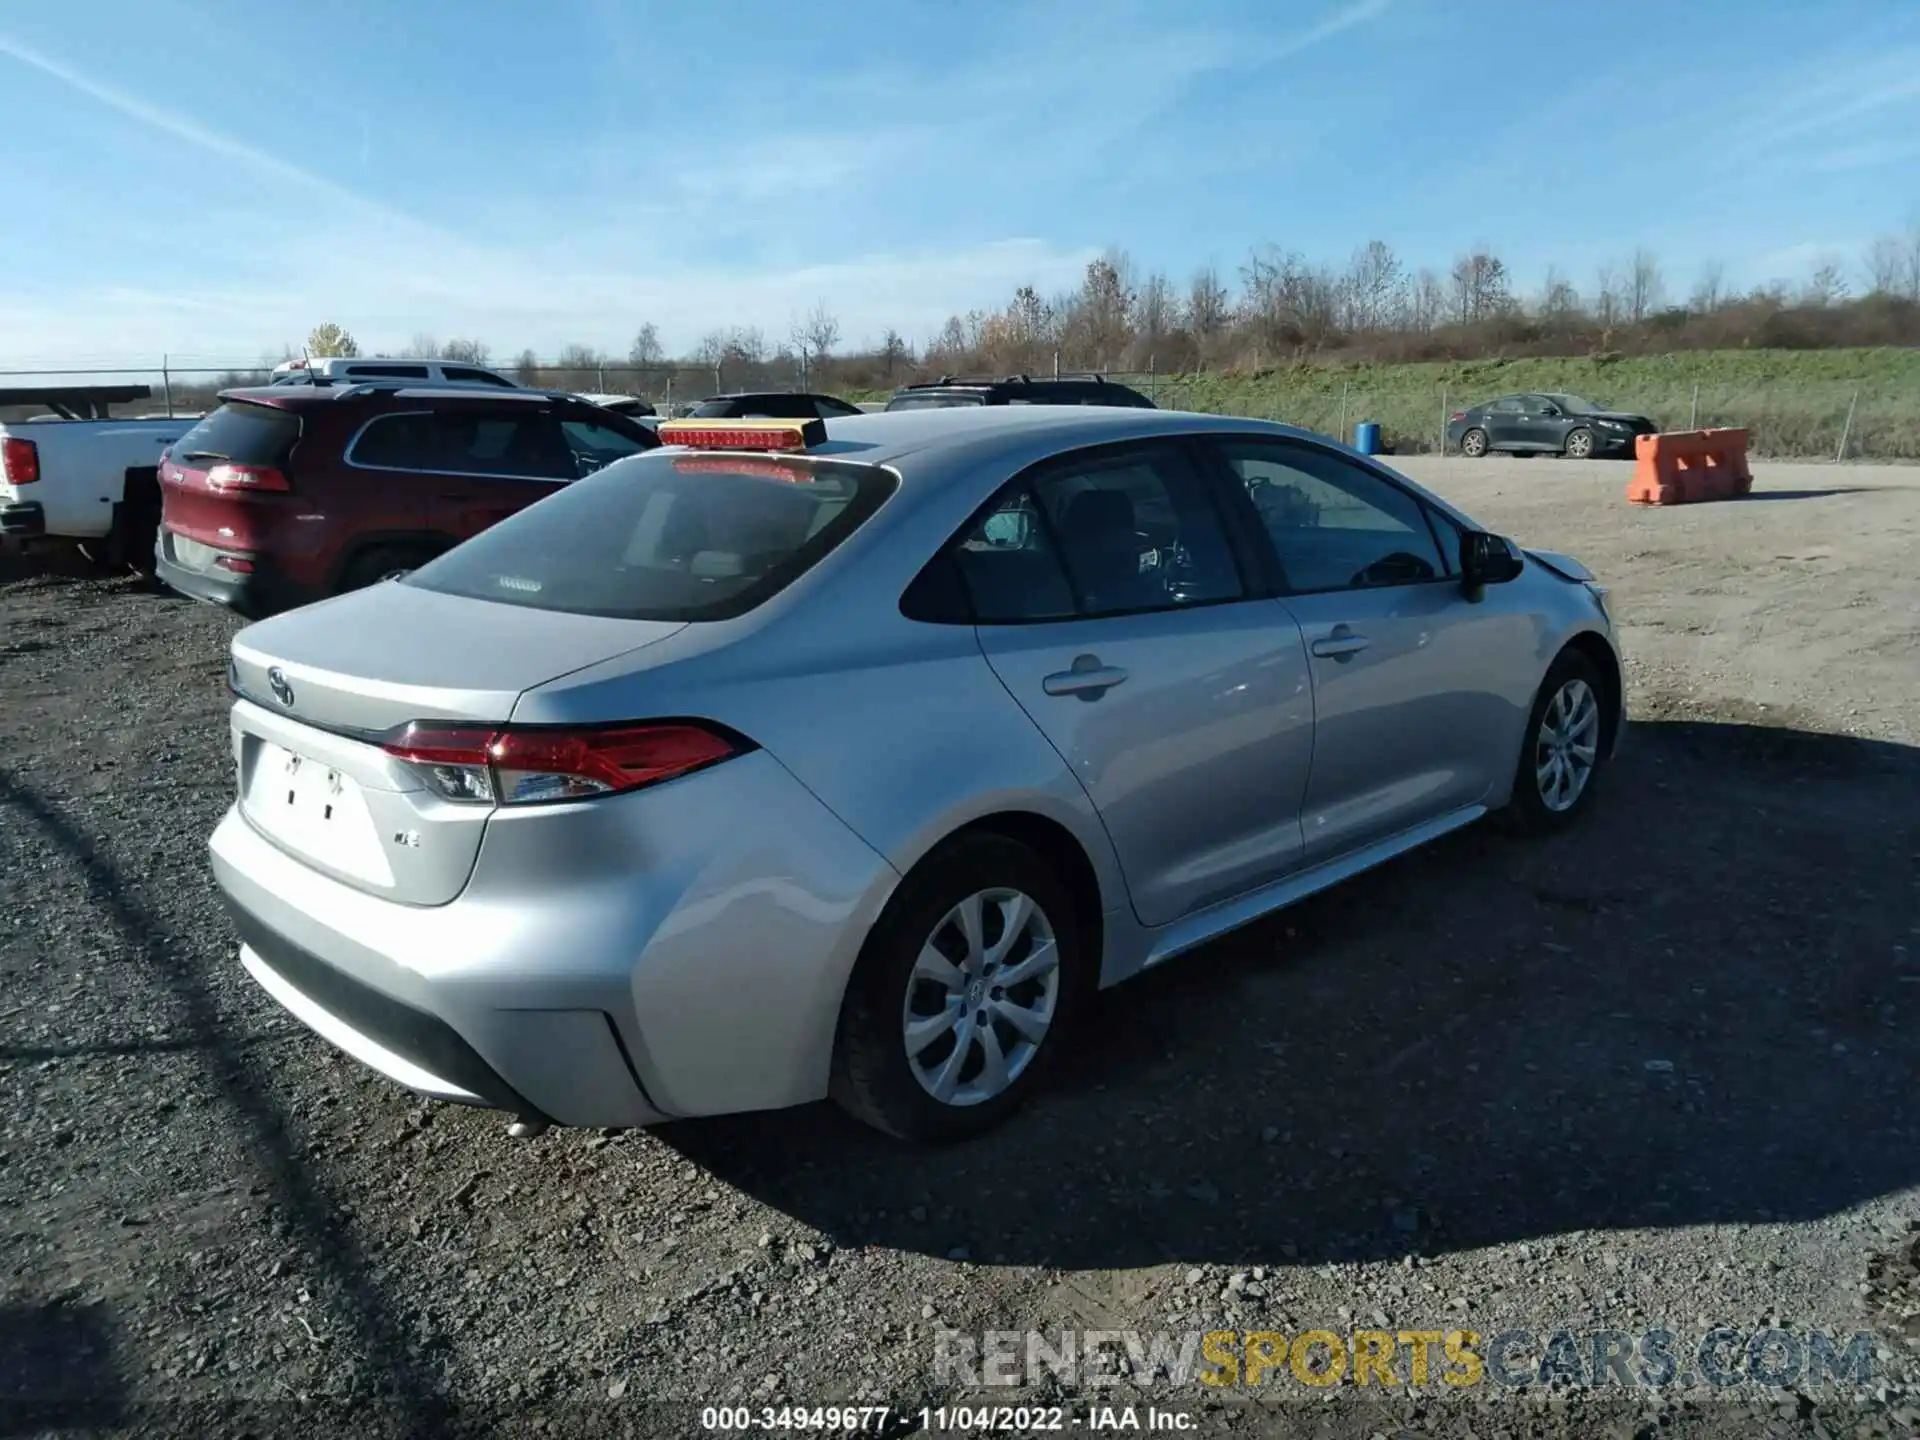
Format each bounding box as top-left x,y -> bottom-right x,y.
699,1405 -> 1197,1431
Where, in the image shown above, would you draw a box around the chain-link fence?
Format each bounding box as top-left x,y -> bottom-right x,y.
3,356 -> 1911,459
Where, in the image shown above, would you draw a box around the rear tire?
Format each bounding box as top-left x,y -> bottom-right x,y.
1501,649 -> 1609,834
831,833 -> 1088,1144
1460,427 -> 1489,458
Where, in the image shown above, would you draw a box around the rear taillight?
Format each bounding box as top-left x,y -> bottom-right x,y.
2,437 -> 40,485
380,721 -> 744,806
206,463 -> 291,492
1449,412 -> 1466,423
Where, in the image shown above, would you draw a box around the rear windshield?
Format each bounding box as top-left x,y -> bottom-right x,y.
402,451 -> 898,621
168,402 -> 301,466
885,392 -> 987,411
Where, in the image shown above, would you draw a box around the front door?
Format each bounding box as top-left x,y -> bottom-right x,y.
1204,436 -> 1519,863
961,441 -> 1315,928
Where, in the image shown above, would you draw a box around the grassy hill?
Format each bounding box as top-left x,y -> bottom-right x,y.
858,347 -> 1920,459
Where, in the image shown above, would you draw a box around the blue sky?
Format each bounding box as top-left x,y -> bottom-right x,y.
1,0 -> 1916,367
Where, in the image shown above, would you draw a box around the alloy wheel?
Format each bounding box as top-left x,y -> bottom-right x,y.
901,888 -> 1060,1107
1534,678 -> 1600,812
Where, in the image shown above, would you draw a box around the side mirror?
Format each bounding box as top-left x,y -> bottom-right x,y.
1540,405 -> 1561,417
1460,531 -> 1525,590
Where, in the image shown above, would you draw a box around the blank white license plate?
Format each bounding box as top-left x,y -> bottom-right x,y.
245,742 -> 389,884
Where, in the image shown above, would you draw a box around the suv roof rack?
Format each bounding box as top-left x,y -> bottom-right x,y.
329,382 -> 563,403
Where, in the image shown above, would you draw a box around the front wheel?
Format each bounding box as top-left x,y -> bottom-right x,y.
831,834 -> 1086,1143
1562,427 -> 1595,459
1502,650 -> 1609,833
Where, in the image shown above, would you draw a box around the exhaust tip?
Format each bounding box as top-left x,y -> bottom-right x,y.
507,1117 -> 549,1139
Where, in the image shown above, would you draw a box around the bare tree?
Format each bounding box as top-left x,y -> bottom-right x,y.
306,322 -> 358,358
512,348 -> 541,386
1538,265 -> 1584,332
627,323 -> 662,367
796,301 -> 841,363
1688,261 -> 1727,314
879,329 -> 911,379
1592,262 -> 1622,327
1243,247 -> 1341,349
1803,258 -> 1850,307
400,332 -> 440,359
1131,271 -> 1178,361
1904,218 -> 1920,301
1864,236 -> 1905,296
693,331 -> 727,369
1448,249 -> 1512,325
1407,269 -> 1446,332
1187,266 -> 1231,351
1341,240 -> 1405,333
441,338 -> 490,365
1628,249 -> 1664,322
1075,254 -> 1135,364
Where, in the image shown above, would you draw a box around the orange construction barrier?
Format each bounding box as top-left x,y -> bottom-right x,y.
1627,428 -> 1754,506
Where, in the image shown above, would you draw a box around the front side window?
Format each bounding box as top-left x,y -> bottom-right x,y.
1213,440 -> 1446,593
443,366 -> 515,387
403,452 -> 897,621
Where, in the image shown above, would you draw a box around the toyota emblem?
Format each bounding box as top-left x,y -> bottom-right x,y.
267,667 -> 294,707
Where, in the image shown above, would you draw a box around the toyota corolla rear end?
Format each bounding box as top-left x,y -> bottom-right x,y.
209,439 -> 904,1128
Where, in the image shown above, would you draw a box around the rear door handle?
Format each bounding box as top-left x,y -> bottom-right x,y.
1310,633 -> 1370,659
1042,659 -> 1129,697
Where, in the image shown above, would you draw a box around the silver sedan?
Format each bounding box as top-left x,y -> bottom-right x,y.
211,407 -> 1624,1143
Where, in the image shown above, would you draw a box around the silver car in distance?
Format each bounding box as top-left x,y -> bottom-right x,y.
211,407 -> 1624,1143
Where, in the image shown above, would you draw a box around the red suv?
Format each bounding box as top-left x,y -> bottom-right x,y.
155,384 -> 659,617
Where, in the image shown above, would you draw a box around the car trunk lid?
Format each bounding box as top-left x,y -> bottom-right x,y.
229,581 -> 686,904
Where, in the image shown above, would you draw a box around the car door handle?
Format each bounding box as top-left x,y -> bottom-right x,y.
1042,660 -> 1129,697
1310,634 -> 1371,659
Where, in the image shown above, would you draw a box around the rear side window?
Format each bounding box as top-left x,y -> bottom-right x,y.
344,364 -> 431,380
885,392 -> 985,411
402,451 -> 898,621
349,411 -> 576,480
169,402 -> 300,466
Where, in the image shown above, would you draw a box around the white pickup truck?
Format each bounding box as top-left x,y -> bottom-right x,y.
0,385 -> 197,569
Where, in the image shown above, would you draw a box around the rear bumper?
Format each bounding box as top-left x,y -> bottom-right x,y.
0,501 -> 45,539
207,747 -> 901,1126
154,529 -> 312,617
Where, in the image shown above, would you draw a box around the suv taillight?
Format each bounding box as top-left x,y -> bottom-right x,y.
380,721 -> 745,806
2,437 -> 40,484
206,463 -> 291,492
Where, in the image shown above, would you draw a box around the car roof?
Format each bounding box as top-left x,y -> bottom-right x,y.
802,404 -> 1309,469
215,384 -> 580,410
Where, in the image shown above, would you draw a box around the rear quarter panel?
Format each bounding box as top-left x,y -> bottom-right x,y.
9,419 -> 189,537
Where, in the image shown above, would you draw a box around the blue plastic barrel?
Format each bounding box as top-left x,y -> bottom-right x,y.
1353,421 -> 1382,456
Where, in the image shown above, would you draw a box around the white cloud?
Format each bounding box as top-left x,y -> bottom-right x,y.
0,238 -> 1100,367
0,2 -> 1391,367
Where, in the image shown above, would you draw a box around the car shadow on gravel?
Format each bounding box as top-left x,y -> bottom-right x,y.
665,720 -> 1920,1273
0,1302 -> 124,1434
0,768 -> 458,1436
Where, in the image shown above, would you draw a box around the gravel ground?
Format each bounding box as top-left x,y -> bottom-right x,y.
2,459 -> 1917,1439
